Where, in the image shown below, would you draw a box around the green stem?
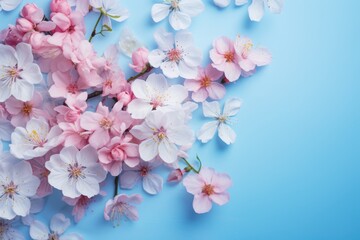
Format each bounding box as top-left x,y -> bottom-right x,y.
114,176 -> 119,197
182,156 -> 202,174
89,13 -> 103,42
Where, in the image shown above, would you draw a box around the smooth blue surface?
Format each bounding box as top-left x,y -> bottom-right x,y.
1,0 -> 360,239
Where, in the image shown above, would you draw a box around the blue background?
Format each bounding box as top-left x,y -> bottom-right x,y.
1,0 -> 360,239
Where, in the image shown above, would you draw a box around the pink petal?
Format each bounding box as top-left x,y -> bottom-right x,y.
193,194 -> 212,214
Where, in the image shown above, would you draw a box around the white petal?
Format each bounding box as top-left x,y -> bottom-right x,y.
223,98 -> 242,117
15,43 -> 33,68
30,220 -> 49,240
0,120 -> 13,141
146,73 -> 168,93
143,173 -> 163,195
160,61 -> 180,79
154,29 -> 174,51
151,3 -> 170,22
11,80 -> 34,102
76,177 -> 100,198
167,126 -> 194,146
267,0 -> 283,14
165,85 -> 188,104
127,99 -> 153,119
131,79 -> 151,100
0,80 -> 11,102
20,63 -> 43,84
0,44 -> 16,66
248,0 -> 265,22
158,139 -> 178,163
214,0 -> 230,8
197,121 -> 218,143
50,213 -> 70,235
202,101 -> 221,118
139,138 -> 158,161
62,179 -> 80,198
77,145 -> 98,167
248,47 -> 272,66
12,194 -> 31,217
130,123 -> 154,140
148,49 -> 166,68
218,123 -> 236,144
235,0 -> 248,6
179,0 -> 205,16
169,11 -> 191,30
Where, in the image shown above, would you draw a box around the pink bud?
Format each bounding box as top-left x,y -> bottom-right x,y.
2,26 -> 24,47
167,169 -> 185,183
50,0 -> 71,15
16,18 -> 34,32
117,91 -> 133,107
21,4 -> 44,23
129,47 -> 149,73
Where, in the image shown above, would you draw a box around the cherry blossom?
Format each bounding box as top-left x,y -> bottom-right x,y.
184,65 -> 225,102
198,98 -> 242,145
45,145 -> 107,198
127,73 -> 188,119
0,160 -> 40,220
183,167 -> 231,213
120,160 -> 163,195
130,110 -> 194,163
10,118 -> 62,160
151,0 -> 205,30
130,47 -> 149,73
104,194 -> 142,226
148,29 -> 202,79
29,213 -> 83,240
0,43 -> 42,102
63,195 -> 94,223
48,70 -> 81,99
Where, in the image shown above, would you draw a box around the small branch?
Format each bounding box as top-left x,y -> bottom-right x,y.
182,156 -> 202,174
89,13 -> 103,42
114,176 -> 119,197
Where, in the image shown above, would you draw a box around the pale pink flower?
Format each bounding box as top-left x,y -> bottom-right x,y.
120,160 -> 163,195
98,134 -> 139,176
48,70 -> 81,98
184,65 -> 225,102
80,102 -> 133,149
104,194 -> 142,226
167,168 -> 185,182
54,92 -> 88,123
0,0 -> 22,12
234,35 -> 271,75
29,152 -> 54,198
148,29 -> 202,79
63,195 -> 93,223
0,43 -> 43,102
10,118 -> 62,160
0,160 -> 40,220
151,0 -> 205,30
103,44 -> 120,72
58,119 -> 90,149
130,47 -> 149,73
183,167 -> 232,214
101,70 -> 127,97
198,98 -> 242,145
16,4 -> 56,33
5,92 -> 46,127
46,145 -> 107,198
210,36 -> 241,82
127,73 -> 188,119
29,213 -> 83,240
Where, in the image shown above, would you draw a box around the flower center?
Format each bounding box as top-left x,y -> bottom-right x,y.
202,184 -> 215,196
22,103 -> 33,116
201,76 -> 212,88
155,127 -> 167,141
217,115 -> 228,123
140,166 -> 149,177
170,0 -> 179,10
99,117 -> 113,129
104,79 -> 113,88
4,181 -> 17,197
224,51 -> 235,62
28,130 -> 45,146
48,233 -> 59,240
67,163 -> 85,180
150,95 -> 164,109
66,84 -> 78,94
167,49 -> 182,62
7,67 -> 20,79
41,169 -> 50,178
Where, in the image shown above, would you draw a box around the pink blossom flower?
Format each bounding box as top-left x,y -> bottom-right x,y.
130,47 -> 149,73
46,145 -> 107,198
48,70 -> 82,98
167,168 -> 186,182
0,25 -> 24,47
104,194 -> 142,226
183,167 -> 232,214
54,92 -> 88,123
0,160 -> 40,220
120,160 -> 163,195
210,36 -> 241,82
184,65 -> 225,102
63,195 -> 93,223
50,0 -> 72,15
98,134 -> 139,176
80,102 -> 133,149
58,119 -> 90,149
16,4 -> 56,33
101,70 -> 127,97
29,152 -> 54,198
5,92 -> 46,127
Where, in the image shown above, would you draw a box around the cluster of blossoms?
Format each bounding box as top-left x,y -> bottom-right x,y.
0,0 -> 278,238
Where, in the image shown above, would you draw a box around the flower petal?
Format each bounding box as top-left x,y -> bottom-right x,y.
143,173 -> 163,195
50,213 -> 70,235
218,123 -> 236,144
193,194 -> 212,214
197,121 -> 218,143
151,3 -> 170,22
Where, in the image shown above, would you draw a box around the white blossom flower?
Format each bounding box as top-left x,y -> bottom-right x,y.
0,0 -> 22,12
10,118 -> 62,160
130,110 -> 194,163
248,0 -> 284,21
151,0 -> 205,30
127,73 -> 188,119
29,213 -> 83,240
0,160 -> 40,220
45,145 -> 107,198
90,0 -> 129,28
148,29 -> 202,79
0,43 -> 42,102
198,98 -> 242,145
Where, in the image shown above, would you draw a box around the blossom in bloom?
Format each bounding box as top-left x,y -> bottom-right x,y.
167,168 -> 186,182
48,70 -> 81,99
248,0 -> 284,22
0,219 -> 25,240
127,73 -> 188,119
45,145 -> 107,198
104,194 -> 142,226
5,92 -> 46,127
0,0 -> 22,12
89,0 -> 129,28
210,37 -> 241,82
0,43 -> 42,102
98,134 -> 139,176
58,120 -> 90,149
16,4 -> 56,33
148,29 -> 202,79
54,92 -> 88,123
118,29 -> 142,58
10,118 -> 62,160
63,195 -> 94,223
184,65 -> 225,102
29,213 -> 83,240
183,167 -> 231,213
130,47 -> 149,73
120,160 -> 163,195
151,0 -> 205,30
80,102 -> 133,149
197,98 -> 242,145
234,35 -> 272,75
131,110 -> 194,163
0,160 -> 40,220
